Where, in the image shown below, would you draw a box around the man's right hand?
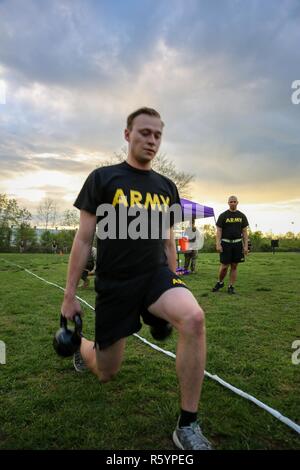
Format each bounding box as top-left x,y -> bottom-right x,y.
61,295 -> 82,320
216,243 -> 223,253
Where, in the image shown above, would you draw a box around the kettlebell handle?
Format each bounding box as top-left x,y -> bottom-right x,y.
73,313 -> 83,335
60,313 -> 82,335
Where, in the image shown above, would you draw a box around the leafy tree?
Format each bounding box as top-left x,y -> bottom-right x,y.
0,193 -> 31,250
201,224 -> 216,252
248,230 -> 264,251
40,230 -> 53,252
37,198 -> 57,230
61,209 -> 79,228
151,154 -> 193,198
15,223 -> 38,252
56,229 -> 76,253
284,231 -> 295,240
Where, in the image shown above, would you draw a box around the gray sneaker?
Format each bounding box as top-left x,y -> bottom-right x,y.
173,420 -> 212,450
73,350 -> 87,372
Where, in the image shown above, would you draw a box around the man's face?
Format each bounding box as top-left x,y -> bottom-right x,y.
228,197 -> 238,211
125,114 -> 163,163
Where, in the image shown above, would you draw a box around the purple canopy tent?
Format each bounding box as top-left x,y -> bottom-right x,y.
176,198 -> 215,275
180,198 -> 215,222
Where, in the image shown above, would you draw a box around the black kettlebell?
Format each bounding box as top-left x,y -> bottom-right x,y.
150,322 -> 173,341
53,313 -> 82,357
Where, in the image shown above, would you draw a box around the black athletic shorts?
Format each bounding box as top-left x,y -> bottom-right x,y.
220,240 -> 245,265
94,266 -> 189,349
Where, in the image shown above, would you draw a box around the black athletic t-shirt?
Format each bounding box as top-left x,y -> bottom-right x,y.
74,161 -> 182,277
216,210 -> 249,239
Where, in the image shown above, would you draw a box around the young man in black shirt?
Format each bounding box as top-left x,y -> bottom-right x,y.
60,107 -> 212,450
213,196 -> 249,294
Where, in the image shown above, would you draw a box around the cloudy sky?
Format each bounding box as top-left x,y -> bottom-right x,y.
0,0 -> 299,234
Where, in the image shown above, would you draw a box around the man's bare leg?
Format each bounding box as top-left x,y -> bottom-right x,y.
79,337 -> 126,382
148,288 -> 205,412
219,264 -> 228,283
229,263 -> 238,286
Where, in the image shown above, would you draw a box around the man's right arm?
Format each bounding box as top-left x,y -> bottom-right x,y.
216,226 -> 223,252
61,209 -> 97,319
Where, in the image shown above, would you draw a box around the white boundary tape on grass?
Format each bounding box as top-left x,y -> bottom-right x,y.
2,257 -> 300,435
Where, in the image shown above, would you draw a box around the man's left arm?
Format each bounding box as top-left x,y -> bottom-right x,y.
242,226 -> 249,255
164,227 -> 177,273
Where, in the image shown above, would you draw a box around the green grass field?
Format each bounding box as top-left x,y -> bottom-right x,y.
0,252 -> 299,450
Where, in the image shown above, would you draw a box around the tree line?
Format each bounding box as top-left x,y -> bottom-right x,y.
1,193 -> 300,253
0,153 -> 193,253
0,194 -> 78,253
1,153 -> 299,253
200,225 -> 300,253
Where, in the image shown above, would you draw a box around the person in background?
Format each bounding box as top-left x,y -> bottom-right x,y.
212,195 -> 249,295
80,246 -> 97,288
184,219 -> 201,274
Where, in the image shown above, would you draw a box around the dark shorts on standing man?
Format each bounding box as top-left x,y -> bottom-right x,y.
220,239 -> 245,265
94,266 -> 189,349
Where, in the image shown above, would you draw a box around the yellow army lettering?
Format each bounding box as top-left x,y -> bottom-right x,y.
225,217 -> 242,223
112,188 -> 170,210
172,278 -> 186,286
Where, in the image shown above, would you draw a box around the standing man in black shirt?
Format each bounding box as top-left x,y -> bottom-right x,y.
212,196 -> 249,294
60,107 -> 212,450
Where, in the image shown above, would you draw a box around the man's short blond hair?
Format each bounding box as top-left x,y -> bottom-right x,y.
126,107 -> 164,130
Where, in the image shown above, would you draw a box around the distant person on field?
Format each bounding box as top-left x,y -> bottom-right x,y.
52,241 -> 58,254
212,196 -> 249,294
184,219 -> 201,274
80,246 -> 97,288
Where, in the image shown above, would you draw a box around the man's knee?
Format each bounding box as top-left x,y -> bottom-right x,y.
221,264 -> 229,271
95,338 -> 125,384
179,306 -> 205,336
97,369 -> 119,384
